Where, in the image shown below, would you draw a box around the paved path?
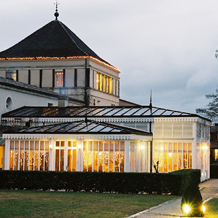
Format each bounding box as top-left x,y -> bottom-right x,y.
129,179 -> 218,218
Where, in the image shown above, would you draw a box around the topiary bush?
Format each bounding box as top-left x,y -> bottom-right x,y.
181,183 -> 204,217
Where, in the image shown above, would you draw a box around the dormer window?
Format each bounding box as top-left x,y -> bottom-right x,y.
55,71 -> 63,87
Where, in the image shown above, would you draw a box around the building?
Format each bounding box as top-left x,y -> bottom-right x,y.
2,105 -> 211,181
0,8 -> 211,181
0,10 -> 120,107
0,75 -> 83,170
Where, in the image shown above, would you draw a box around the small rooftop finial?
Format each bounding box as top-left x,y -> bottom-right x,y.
150,89 -> 152,108
54,1 -> 59,20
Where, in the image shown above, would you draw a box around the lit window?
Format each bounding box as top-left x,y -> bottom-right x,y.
100,74 -> 103,91
55,72 -> 63,86
109,78 -> 113,94
106,77 -> 109,93
215,149 -> 218,160
12,72 -> 17,81
103,75 -> 107,92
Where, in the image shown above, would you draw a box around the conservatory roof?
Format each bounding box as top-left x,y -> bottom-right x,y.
4,119 -> 152,135
2,105 -> 206,119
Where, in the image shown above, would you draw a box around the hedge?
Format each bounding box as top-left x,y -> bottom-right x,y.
210,164 -> 218,178
0,169 -> 200,195
170,169 -> 201,195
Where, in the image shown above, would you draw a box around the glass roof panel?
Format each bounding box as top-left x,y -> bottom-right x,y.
161,110 -> 174,116
122,108 -> 140,116
142,109 -> 151,116
103,108 -> 122,116
110,129 -> 122,132
133,108 -> 150,116
113,108 -> 131,116
89,125 -> 106,132
171,111 -> 182,116
152,109 -> 166,116
90,108 -> 110,116
100,127 -> 114,132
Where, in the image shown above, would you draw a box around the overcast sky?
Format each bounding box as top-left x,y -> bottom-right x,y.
1,0 -> 218,113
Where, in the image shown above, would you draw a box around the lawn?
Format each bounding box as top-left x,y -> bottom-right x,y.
204,198 -> 218,218
0,190 -> 177,218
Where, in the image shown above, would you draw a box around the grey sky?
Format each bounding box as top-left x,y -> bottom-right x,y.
1,0 -> 218,113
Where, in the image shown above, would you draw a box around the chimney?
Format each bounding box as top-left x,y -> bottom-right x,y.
58,96 -> 68,107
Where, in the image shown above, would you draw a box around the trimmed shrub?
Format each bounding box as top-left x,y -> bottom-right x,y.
181,183 -> 204,217
0,169 -> 200,195
170,169 -> 201,195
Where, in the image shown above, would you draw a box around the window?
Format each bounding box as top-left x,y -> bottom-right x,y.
6,71 -> 17,81
109,78 -> 113,94
215,149 -> 218,160
96,73 -> 100,90
13,72 -> 17,81
10,140 -> 49,171
96,72 -> 114,94
100,74 -> 103,91
6,97 -> 12,110
74,69 -> 77,87
103,75 -> 107,92
55,72 -> 63,86
83,141 -> 125,172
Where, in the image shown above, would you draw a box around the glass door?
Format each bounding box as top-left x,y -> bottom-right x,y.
55,141 -> 65,171
55,141 -> 77,172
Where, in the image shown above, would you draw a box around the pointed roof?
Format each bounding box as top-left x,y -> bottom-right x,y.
0,20 -> 113,67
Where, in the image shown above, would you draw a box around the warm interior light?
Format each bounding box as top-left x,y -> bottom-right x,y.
77,144 -> 81,149
183,204 -> 191,214
49,144 -> 52,149
140,145 -> 144,150
160,146 -> 163,151
169,152 -> 172,156
202,205 -> 206,213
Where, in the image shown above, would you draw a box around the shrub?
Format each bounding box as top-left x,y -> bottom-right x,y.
181,183 -> 204,217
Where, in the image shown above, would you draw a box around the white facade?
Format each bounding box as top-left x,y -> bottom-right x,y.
0,86 -> 59,122
0,58 -> 120,106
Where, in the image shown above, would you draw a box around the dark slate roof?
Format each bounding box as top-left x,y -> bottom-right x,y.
4,120 -> 152,135
0,77 -> 83,104
0,20 -> 110,66
2,105 -> 209,120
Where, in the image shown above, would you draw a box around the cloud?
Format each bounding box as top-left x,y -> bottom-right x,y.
1,0 -> 218,114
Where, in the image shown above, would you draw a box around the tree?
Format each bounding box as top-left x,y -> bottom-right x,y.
196,88 -> 218,123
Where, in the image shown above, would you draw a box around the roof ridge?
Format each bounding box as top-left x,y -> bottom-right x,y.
59,21 -> 89,56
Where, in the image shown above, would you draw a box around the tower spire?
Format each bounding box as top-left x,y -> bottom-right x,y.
54,1 -> 59,20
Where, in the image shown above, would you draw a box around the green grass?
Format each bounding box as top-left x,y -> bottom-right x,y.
0,190 -> 177,218
204,198 -> 218,218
